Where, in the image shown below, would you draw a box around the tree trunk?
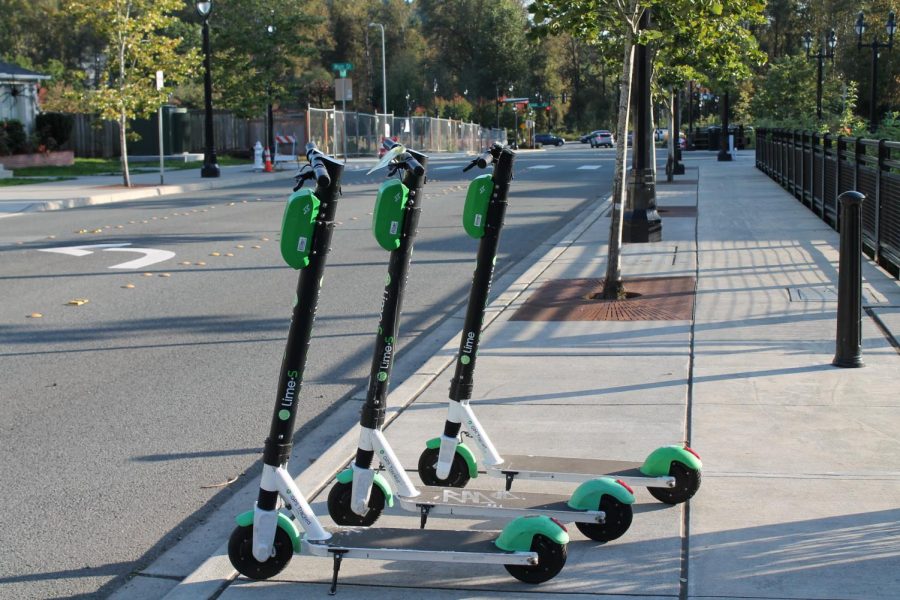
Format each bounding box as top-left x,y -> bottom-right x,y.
601,17 -> 637,300
119,111 -> 131,188
666,88 -> 675,182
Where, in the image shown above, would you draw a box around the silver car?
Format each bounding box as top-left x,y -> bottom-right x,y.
590,130 -> 614,148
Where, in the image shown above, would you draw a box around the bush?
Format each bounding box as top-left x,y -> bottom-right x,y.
35,112 -> 74,150
1,120 -> 28,154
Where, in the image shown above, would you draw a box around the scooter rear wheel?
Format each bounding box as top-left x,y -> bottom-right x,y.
228,524 -> 293,580
504,534 -> 567,583
648,461 -> 701,504
327,480 -> 386,526
417,446 -> 471,488
574,495 -> 633,542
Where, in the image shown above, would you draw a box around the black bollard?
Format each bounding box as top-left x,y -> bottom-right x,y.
832,191 -> 865,368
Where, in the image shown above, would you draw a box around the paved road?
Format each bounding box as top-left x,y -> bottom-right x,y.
0,145 -> 621,599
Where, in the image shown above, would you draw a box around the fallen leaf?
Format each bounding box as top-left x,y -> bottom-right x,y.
200,475 -> 239,489
122,284 -> 135,289
28,312 -> 43,318
66,299 -> 89,306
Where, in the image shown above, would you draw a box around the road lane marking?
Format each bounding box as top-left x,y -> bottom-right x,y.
433,165 -> 466,170
39,243 -> 175,269
526,165 -> 553,170
577,165 -> 602,170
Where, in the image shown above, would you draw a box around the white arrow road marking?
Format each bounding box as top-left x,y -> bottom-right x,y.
39,243 -> 175,269
102,247 -> 176,269
39,243 -> 131,257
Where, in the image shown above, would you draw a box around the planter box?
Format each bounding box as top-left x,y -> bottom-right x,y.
0,150 -> 75,170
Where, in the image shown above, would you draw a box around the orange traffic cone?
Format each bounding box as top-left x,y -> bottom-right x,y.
263,147 -> 273,172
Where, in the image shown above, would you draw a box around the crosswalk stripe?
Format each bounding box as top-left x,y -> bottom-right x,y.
577,165 -> 602,170
526,165 -> 553,170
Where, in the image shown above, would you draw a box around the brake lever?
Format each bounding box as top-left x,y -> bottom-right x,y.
462,159 -> 478,173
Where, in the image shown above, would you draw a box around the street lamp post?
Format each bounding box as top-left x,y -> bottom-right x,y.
265,23 -> 276,161
196,1 -> 219,178
856,11 -> 896,132
717,90 -> 732,162
623,8 -> 662,243
803,28 -> 836,121
368,22 -> 387,138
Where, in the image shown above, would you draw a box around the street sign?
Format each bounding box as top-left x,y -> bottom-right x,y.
503,97 -> 530,103
155,70 -> 164,91
335,78 -> 353,102
332,62 -> 353,72
528,102 -> 549,108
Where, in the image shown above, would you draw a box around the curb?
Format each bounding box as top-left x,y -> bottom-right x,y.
118,191 -> 613,600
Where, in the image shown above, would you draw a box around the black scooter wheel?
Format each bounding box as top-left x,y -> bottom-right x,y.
417,447 -> 471,488
327,480 -> 385,526
574,495 -> 633,543
504,534 -> 567,584
228,524 -> 293,580
648,461 -> 701,504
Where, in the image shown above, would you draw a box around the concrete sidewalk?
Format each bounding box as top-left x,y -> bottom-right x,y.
123,152 -> 899,599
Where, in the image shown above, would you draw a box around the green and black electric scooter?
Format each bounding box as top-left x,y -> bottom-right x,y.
227,141 -> 569,594
327,143 -> 636,543
415,143 -> 702,504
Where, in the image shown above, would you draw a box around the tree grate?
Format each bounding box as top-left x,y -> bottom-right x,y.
511,276 -> 696,321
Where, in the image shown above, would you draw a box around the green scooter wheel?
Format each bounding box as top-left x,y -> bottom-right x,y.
504,534 -> 567,583
228,524 -> 293,580
648,461 -> 701,504
417,446 -> 471,488
327,480 -> 386,526
574,495 -> 633,542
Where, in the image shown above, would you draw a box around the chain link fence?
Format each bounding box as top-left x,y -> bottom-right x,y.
308,107 -> 504,157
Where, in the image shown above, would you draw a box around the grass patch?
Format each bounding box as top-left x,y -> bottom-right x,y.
12,156 -> 251,178
0,176 -> 76,187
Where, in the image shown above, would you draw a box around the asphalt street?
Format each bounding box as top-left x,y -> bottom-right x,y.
0,144 -> 620,598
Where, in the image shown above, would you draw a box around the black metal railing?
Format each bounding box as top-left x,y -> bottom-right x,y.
756,128 -> 900,277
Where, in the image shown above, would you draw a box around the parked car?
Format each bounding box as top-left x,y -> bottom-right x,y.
590,130 -> 614,148
580,129 -> 605,143
535,133 -> 565,146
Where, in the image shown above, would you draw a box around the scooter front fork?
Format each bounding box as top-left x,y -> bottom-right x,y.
351,428 -> 419,516
252,465 -> 330,562
437,401 -> 503,479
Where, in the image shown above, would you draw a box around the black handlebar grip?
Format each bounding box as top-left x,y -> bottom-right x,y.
404,155 -> 425,176
382,138 -> 401,151
477,151 -> 495,169
305,142 -> 331,187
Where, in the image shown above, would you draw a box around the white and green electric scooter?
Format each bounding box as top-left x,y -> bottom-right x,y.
415,144 -> 702,505
327,143 -> 636,543
227,142 -> 569,594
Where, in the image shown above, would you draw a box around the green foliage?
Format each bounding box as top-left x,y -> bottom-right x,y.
35,113 -> 74,150
210,0 -> 321,117
1,120 -> 28,154
66,0 -> 199,122
436,95 -> 473,121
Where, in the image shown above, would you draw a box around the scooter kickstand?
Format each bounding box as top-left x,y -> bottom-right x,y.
418,504 -> 432,529
503,471 -> 518,492
329,550 -> 348,595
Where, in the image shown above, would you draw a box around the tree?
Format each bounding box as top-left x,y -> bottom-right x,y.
530,0 -> 766,298
66,0 -> 198,187
209,0 -> 320,117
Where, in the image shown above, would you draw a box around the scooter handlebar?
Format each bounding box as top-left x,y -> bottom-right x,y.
305,142 -> 331,187
401,155 -> 425,176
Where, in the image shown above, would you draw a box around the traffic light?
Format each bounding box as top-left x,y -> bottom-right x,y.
545,106 -> 551,112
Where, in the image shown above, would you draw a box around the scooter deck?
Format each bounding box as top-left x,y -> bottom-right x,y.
398,485 -> 603,524
301,526 -> 535,566
488,454 -> 674,488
